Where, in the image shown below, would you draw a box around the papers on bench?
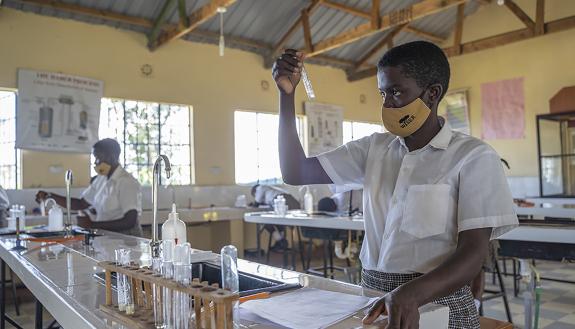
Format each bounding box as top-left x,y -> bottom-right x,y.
239,287 -> 378,329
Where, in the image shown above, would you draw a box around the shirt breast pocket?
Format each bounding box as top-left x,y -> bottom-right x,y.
400,184 -> 451,239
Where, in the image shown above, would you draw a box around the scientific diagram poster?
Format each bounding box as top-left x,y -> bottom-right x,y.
16,69 -> 103,153
438,89 -> 471,135
305,102 -> 343,156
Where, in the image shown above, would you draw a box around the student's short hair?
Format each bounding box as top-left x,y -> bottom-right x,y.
377,41 -> 450,99
93,138 -> 121,161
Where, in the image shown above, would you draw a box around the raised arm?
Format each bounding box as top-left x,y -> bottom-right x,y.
273,49 -> 332,185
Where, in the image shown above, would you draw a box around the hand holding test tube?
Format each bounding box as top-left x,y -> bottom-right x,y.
273,50 -> 316,99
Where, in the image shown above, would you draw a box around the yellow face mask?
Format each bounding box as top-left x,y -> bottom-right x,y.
94,162 -> 112,176
381,97 -> 431,137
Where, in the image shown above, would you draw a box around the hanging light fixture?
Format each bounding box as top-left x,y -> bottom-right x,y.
497,0 -> 505,6
217,7 -> 227,57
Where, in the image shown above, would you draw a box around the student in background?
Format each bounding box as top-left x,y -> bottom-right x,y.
250,184 -> 301,251
36,139 -> 143,236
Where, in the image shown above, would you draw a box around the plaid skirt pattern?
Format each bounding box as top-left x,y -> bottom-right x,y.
362,270 -> 480,329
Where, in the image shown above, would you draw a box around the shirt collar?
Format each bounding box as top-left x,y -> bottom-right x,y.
108,165 -> 124,181
388,116 -> 453,150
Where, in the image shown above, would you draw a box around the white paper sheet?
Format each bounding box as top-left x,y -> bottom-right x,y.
239,288 -> 378,329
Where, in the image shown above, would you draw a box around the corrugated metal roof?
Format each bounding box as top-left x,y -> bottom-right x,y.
2,0 -> 481,71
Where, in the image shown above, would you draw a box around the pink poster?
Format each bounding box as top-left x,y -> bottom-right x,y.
481,77 -> 525,140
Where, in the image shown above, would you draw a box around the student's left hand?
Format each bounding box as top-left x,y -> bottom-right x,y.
362,287 -> 420,329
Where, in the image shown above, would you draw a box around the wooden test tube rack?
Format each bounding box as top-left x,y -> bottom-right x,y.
98,261 -> 239,329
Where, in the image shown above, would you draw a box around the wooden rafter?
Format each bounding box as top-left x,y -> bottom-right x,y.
148,0 -> 177,46
354,23 -> 408,70
535,0 -> 545,35
149,0 -> 236,51
321,0 -> 371,19
371,0 -> 381,29
306,0 -> 466,57
404,26 -> 445,43
348,15 -> 575,81
8,0 -> 354,69
453,3 -> 465,55
269,0 -> 322,60
504,0 -> 535,32
178,0 -> 189,27
302,9 -> 313,52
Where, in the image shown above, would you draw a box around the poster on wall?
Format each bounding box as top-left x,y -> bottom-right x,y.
305,102 -> 343,156
16,69 -> 103,153
438,89 -> 471,135
481,77 -> 525,140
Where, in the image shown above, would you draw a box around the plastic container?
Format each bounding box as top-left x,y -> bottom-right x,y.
45,199 -> 64,231
161,204 -> 187,245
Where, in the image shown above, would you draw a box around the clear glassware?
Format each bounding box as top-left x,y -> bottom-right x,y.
152,256 -> 165,329
162,240 -> 175,328
221,245 -> 239,328
121,249 -> 135,315
174,243 -> 192,329
114,249 -> 126,312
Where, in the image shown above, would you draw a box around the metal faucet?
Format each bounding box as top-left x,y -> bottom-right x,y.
64,169 -> 73,237
150,155 -> 171,258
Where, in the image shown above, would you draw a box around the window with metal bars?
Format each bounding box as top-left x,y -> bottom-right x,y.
96,98 -> 193,186
0,90 -> 20,189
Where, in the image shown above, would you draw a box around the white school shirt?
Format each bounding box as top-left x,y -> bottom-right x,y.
317,119 -> 518,274
81,166 -> 142,222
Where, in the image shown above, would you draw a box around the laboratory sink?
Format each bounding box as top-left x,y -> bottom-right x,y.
93,261 -> 300,297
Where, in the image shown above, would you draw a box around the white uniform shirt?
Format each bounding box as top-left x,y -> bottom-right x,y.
81,166 -> 142,222
317,119 -> 518,274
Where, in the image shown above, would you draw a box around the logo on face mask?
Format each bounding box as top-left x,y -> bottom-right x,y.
399,115 -> 415,128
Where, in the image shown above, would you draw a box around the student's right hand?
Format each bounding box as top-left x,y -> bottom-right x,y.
272,49 -> 303,95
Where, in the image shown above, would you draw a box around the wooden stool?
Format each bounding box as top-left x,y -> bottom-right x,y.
480,316 -> 513,329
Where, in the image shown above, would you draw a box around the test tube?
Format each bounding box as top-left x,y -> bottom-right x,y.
221,245 -> 239,328
162,240 -> 175,328
121,250 -> 135,315
115,249 -> 126,311
174,243 -> 192,329
300,66 -> 316,100
151,256 -> 165,329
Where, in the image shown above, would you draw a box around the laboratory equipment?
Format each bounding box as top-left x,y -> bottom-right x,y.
150,155 -> 171,259
304,187 -> 314,214
273,195 -> 287,216
121,249 -> 135,315
162,239 -> 175,328
98,260 -> 238,329
152,255 -> 165,328
174,243 -> 192,329
45,198 -> 64,231
64,170 -> 73,237
162,203 -> 187,245
221,245 -> 238,329
9,205 -> 27,251
115,249 -> 127,311
300,65 -> 316,100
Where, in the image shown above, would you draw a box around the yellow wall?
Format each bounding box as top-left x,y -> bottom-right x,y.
0,8 -> 380,188
442,0 -> 575,176
2,0 -> 575,185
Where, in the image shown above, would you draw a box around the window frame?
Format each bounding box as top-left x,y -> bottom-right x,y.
0,88 -> 21,190
98,97 -> 195,186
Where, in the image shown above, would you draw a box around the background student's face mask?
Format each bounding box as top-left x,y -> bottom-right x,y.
381,97 -> 431,137
94,161 -> 112,176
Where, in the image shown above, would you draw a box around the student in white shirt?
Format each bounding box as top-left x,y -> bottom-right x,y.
36,139 -> 143,236
272,42 -> 518,328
